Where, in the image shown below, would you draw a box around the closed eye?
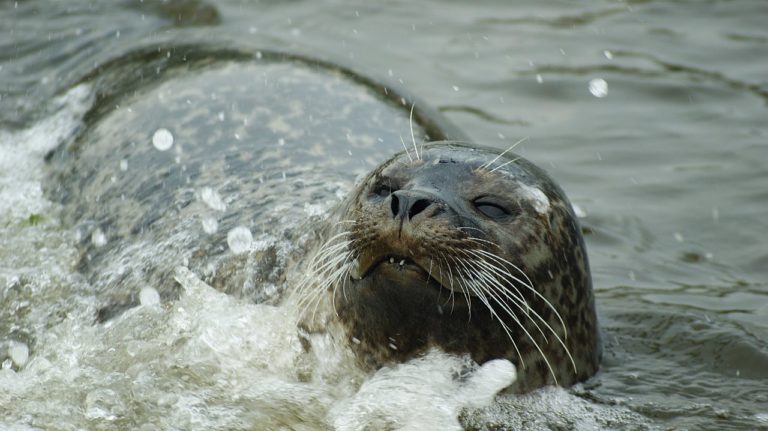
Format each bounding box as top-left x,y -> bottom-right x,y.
473,197 -> 512,221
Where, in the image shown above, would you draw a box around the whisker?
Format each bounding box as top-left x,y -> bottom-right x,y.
480,136 -> 528,170
448,255 -> 525,369
460,249 -> 578,374
468,249 -> 568,339
400,135 -> 414,162
409,103 -> 419,161
489,157 -> 521,173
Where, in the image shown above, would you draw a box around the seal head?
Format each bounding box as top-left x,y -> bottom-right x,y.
301,142 -> 600,393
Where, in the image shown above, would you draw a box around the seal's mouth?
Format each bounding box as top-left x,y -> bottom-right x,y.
359,254 -> 428,279
352,253 -> 467,295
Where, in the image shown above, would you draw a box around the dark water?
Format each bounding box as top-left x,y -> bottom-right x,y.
1,0 -> 767,429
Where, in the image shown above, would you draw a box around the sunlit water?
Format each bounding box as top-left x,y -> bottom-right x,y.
1,1 -> 767,430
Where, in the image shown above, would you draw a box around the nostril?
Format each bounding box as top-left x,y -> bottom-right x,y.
390,194 -> 400,218
408,199 -> 431,219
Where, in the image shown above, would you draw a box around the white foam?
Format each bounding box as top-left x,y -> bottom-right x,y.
330,350 -> 516,431
8,341 -> 30,368
463,385 -> 648,430
0,84 -> 93,220
139,286 -> 161,306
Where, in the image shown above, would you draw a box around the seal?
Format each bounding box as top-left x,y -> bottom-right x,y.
45,44 -> 599,393
297,142 -> 601,393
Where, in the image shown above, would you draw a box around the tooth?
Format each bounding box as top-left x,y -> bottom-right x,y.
389,257 -> 395,264
399,259 -> 405,266
349,259 -> 361,279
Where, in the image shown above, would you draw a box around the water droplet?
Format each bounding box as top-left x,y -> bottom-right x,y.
119,159 -> 128,171
588,78 -> 608,98
199,187 -> 226,212
139,287 -> 160,306
674,232 -> 684,242
217,112 -> 225,121
202,216 -> 218,234
452,85 -> 460,92
227,226 -> 253,254
603,50 -> 613,59
152,128 -> 174,151
535,74 -> 543,84
9,341 -> 29,367
91,228 -> 107,247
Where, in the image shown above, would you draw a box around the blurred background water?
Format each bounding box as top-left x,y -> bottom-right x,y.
1,0 -> 767,429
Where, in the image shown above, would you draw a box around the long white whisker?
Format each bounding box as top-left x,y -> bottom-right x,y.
409,103 -> 419,161
468,249 -> 568,339
400,135 -> 414,162
460,249 -> 578,374
489,157 -> 521,173
448,255 -> 525,368
480,136 -> 528,170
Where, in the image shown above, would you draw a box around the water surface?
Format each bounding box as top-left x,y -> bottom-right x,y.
1,0 -> 767,429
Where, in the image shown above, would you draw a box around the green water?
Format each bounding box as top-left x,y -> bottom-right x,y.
1,0 -> 767,429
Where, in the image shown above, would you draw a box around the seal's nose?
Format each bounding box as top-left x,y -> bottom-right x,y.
390,190 -> 435,220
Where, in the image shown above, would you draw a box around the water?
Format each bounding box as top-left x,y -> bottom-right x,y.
1,0 -> 767,429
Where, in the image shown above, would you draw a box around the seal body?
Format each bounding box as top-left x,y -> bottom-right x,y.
302,143 -> 600,393
45,46 -> 460,320
46,45 -> 599,393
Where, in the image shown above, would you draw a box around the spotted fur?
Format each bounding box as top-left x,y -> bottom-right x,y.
298,142 -> 601,393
